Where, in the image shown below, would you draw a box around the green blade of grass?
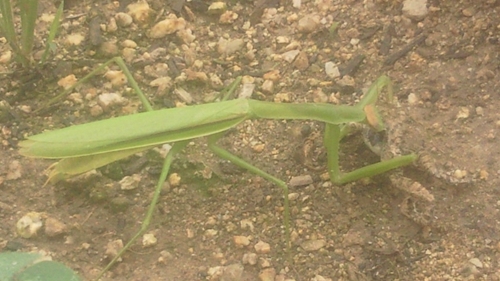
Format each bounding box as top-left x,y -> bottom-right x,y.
19,0 -> 38,65
40,0 -> 63,64
0,0 -> 22,56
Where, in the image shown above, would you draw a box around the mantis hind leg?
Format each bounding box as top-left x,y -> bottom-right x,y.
207,133 -> 291,251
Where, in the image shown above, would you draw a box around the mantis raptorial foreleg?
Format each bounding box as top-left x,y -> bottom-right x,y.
326,121 -> 416,184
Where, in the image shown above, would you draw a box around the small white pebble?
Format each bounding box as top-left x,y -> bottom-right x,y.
281,49 -> 299,62
97,93 -> 126,110
251,143 -> 266,153
65,33 -> 85,46
208,2 -> 227,14
242,253 -> 257,265
107,18 -> 117,32
300,239 -> 326,251
168,173 -> 181,187
288,193 -> 300,201
0,50 -> 11,64
104,70 -> 127,87
276,36 -> 290,44
204,229 -> 218,238
240,219 -> 254,232
119,174 -> 141,190
469,258 -> 483,268
479,170 -> 489,180
407,93 -> 418,105
219,11 -> 238,24
122,47 -> 136,62
115,12 -> 133,27
274,93 -> 290,103
127,2 -> 152,24
158,250 -> 174,264
90,105 -> 103,117
68,93 -> 83,104
297,15 -> 320,33
456,107 -> 470,119
99,41 -> 119,56
142,233 -> 157,247
206,217 -> 217,225
105,240 -> 124,262
149,17 -> 186,39
261,80 -> 274,94
254,240 -> 271,254
57,74 -> 77,90
259,259 -> 272,269
324,61 -> 340,78
453,169 -> 467,179
487,131 -> 495,140
121,39 -> 137,48
177,28 -> 196,44
263,70 -> 280,81
16,212 -> 43,238
233,236 -> 251,247
19,105 -> 31,113
475,106 -> 484,116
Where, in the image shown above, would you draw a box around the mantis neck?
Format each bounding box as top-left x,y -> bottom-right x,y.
247,99 -> 365,125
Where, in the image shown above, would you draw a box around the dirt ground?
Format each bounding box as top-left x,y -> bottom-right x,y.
1,0 -> 500,280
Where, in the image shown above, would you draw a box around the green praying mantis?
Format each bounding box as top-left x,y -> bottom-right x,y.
19,57 -> 417,279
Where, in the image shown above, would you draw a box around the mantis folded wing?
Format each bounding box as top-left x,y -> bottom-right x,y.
19,57 -> 417,279
20,99 -> 366,158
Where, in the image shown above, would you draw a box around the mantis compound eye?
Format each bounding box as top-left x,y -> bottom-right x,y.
363,104 -> 385,132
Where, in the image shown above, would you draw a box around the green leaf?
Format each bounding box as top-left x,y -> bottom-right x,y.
0,252 -> 81,281
15,260 -> 81,281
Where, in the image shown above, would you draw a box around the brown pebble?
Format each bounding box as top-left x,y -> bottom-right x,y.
44,217 -> 67,237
